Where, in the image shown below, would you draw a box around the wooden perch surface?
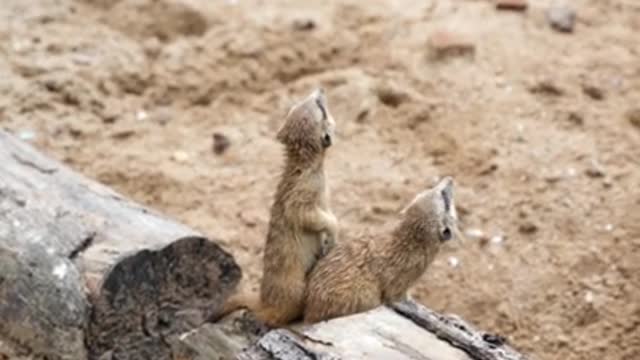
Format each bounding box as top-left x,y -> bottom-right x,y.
0,130 -> 241,359
237,301 -> 527,360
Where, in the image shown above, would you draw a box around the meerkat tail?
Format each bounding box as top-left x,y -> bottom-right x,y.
210,288 -> 259,322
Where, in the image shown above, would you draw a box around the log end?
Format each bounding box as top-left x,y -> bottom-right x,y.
88,236 -> 242,359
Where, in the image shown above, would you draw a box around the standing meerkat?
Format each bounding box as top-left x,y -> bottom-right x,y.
304,177 -> 458,323
219,88 -> 338,326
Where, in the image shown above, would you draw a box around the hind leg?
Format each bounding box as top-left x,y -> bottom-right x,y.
257,266 -> 306,327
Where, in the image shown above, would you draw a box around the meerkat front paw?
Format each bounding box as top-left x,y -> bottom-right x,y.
319,231 -> 335,257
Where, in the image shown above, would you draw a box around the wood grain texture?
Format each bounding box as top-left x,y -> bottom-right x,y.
0,130 -> 241,359
237,302 -> 529,360
392,300 -> 528,360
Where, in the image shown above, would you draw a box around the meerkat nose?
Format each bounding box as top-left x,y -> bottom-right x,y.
310,87 -> 325,101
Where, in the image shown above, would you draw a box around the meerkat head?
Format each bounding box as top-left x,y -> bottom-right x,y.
276,88 -> 336,156
400,176 -> 458,244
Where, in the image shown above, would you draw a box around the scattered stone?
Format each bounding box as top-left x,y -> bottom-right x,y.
110,130 -> 136,140
212,133 -> 231,155
376,82 -> 411,108
171,151 -> 189,163
428,30 -> 475,60
149,107 -> 173,125
567,111 -> 584,126
136,110 -> 149,121
495,0 -> 528,11
17,130 -> 36,141
547,3 -> 576,33
626,108 -> 640,129
518,221 -> 538,234
72,54 -> 93,66
292,18 -> 316,31
447,256 -> 460,268
582,84 -> 605,101
490,234 -> 504,245
604,224 -> 614,232
478,163 -> 499,176
584,291 -> 594,303
529,80 -> 564,97
143,37 -> 162,59
585,159 -> 606,178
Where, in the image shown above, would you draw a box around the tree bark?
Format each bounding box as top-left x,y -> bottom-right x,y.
0,129 -> 241,360
236,302 -> 529,360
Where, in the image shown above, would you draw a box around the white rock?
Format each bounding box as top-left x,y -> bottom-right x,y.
136,110 -> 148,121
490,234 -> 504,245
584,291 -> 594,303
171,151 -> 189,163
447,256 -> 460,268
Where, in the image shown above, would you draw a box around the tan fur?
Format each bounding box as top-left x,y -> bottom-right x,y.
304,177 -> 458,323
219,88 -> 338,326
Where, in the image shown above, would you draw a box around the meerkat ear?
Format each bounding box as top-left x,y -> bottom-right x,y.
437,177 -> 453,212
298,87 -> 326,122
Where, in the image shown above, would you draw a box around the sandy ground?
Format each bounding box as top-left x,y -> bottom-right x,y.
1,0 -> 639,359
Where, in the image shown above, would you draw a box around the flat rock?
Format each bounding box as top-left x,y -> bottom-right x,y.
428,30 -> 475,60
547,4 -> 576,33
495,0 -> 528,11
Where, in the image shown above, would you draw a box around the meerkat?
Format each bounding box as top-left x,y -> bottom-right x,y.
218,88 -> 338,327
303,176 -> 458,323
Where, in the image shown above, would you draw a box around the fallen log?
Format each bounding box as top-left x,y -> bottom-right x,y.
0,129 -> 241,360
235,301 -> 527,360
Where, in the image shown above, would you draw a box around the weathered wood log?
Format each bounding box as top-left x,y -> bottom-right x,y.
0,129 -> 241,360
235,301 -> 528,360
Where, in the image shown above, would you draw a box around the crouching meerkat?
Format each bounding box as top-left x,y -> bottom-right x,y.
219,88 -> 339,326
304,177 -> 458,323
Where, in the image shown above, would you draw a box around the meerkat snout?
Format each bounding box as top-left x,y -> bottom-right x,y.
277,87 -> 336,152
402,176 -> 458,244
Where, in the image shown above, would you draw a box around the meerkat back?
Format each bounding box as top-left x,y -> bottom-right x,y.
304,177 -> 458,323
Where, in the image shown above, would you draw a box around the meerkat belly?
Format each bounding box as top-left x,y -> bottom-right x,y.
299,230 -> 324,272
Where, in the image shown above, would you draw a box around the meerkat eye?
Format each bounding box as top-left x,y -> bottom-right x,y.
440,227 -> 452,242
322,133 -> 332,148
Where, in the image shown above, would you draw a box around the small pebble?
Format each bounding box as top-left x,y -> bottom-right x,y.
582,85 -> 605,101
604,224 -> 613,232
584,291 -> 594,303
585,159 -> 606,178
18,130 -> 36,141
428,30 -> 475,60
547,3 -> 576,33
490,234 -> 504,245
136,110 -> 148,121
292,18 -> 316,31
626,108 -> 640,129
149,107 -> 173,125
518,222 -> 538,234
447,256 -> 460,268
171,151 -> 189,163
212,132 -> 231,155
495,0 -> 528,11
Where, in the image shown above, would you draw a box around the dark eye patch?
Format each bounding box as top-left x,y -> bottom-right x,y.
315,98 -> 327,120
441,189 -> 450,212
441,227 -> 452,241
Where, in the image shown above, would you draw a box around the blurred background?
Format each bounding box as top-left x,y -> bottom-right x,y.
0,1 -> 638,359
